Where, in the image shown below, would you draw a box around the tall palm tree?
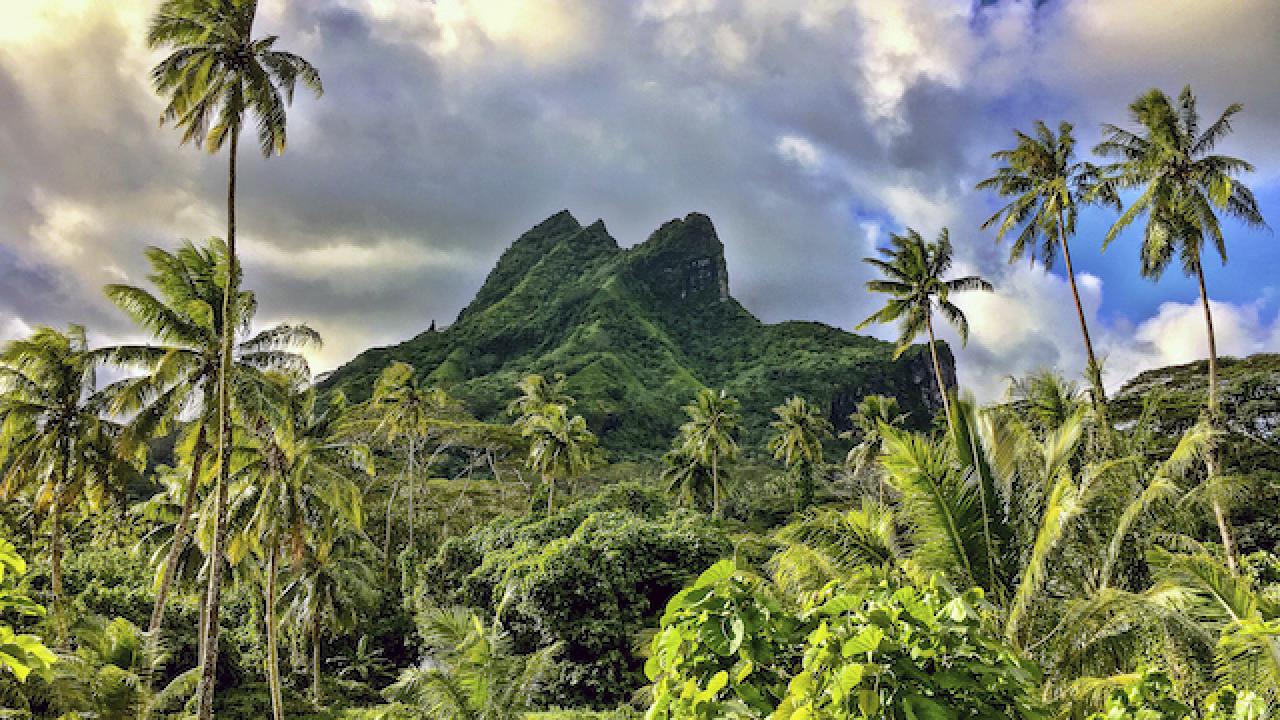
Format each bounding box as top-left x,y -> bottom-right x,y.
1095,86 -> 1267,572
386,607 -> 560,720
662,388 -> 741,518
857,228 -> 993,430
100,238 -> 318,651
767,396 -> 832,511
840,394 -> 908,501
0,326 -> 131,640
521,403 -> 596,514
233,376 -> 367,720
281,531 -> 377,707
370,362 -> 460,558
148,3 -> 322,713
977,120 -> 1120,413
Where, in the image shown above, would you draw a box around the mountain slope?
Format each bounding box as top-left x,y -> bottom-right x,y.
322,211 -> 951,454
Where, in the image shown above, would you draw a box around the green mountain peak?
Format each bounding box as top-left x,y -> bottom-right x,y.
322,212 -> 951,455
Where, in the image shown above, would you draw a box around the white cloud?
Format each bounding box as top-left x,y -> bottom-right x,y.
944,264 -> 1280,400
0,314 -> 33,344
775,134 -> 822,172
847,0 -> 973,123
1102,300 -> 1280,387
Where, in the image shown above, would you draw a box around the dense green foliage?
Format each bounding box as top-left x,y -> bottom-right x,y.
417,485 -> 732,709
645,561 -> 1045,720
2,6 -> 1277,715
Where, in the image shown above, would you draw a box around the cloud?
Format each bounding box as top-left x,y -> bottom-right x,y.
0,0 -> 1276,403
1104,300 -> 1280,386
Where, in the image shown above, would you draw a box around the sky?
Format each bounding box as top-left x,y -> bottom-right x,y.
1,0 -> 1278,401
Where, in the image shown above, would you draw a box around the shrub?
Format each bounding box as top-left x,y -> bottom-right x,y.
645,560 -> 1046,719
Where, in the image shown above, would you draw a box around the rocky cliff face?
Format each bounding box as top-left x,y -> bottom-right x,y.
323,211 -> 953,454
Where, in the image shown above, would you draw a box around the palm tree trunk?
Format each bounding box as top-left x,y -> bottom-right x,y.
50,449 -> 68,643
49,500 -> 65,643
312,618 -> 322,707
407,436 -> 416,551
1195,262 -> 1236,573
925,312 -> 955,434
266,545 -> 284,720
545,472 -> 555,515
1195,264 -> 1221,412
1055,210 -> 1112,442
197,126 -> 238,720
148,429 -> 207,637
711,452 -> 720,519
140,429 -> 207,711
384,478 -> 398,573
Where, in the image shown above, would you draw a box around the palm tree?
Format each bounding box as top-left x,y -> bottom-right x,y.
281,531 -> 378,707
100,238 -> 318,653
234,376 -> 367,720
840,395 -> 908,501
660,443 -> 721,515
0,326 -> 131,640
881,392 -> 1167,653
506,373 -> 574,423
662,388 -> 741,518
857,228 -> 993,431
1095,86 -> 1267,572
386,607 -> 560,720
370,362 -> 461,558
768,396 -> 832,511
769,499 -> 906,596
977,121 -> 1120,413
520,403 -> 596,514
148,3 -> 322,713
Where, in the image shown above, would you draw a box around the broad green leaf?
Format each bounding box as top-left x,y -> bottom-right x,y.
695,559 -> 737,588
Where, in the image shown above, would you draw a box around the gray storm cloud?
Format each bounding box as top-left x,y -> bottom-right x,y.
0,0 -> 1277,396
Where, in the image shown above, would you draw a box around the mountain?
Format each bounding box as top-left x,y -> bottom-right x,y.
321,211 -> 951,454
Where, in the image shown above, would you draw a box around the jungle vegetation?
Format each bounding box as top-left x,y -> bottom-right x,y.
1,1 -> 1278,719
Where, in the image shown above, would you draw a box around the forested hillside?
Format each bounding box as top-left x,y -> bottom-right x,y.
321,211 -> 951,454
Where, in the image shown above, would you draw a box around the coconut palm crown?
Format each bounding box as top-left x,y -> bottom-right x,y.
857,228 -> 992,426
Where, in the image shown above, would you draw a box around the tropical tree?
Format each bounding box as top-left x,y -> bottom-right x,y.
769,499 -> 907,596
386,607 -> 560,720
281,531 -> 378,706
506,372 -> 574,422
767,396 -> 832,512
0,326 -> 133,640
1005,369 -> 1089,435
840,394 -> 908,501
369,362 -> 461,557
661,451 -> 714,517
233,376 -> 368,720
1095,85 -> 1267,572
332,634 -> 389,684
977,120 -> 1120,413
520,403 -> 597,514
857,228 -> 993,430
50,616 -> 158,720
662,388 -> 741,518
148,2 -> 322,713
100,238 -> 318,652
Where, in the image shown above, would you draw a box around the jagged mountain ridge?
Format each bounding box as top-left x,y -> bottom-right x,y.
321,211 -> 951,454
